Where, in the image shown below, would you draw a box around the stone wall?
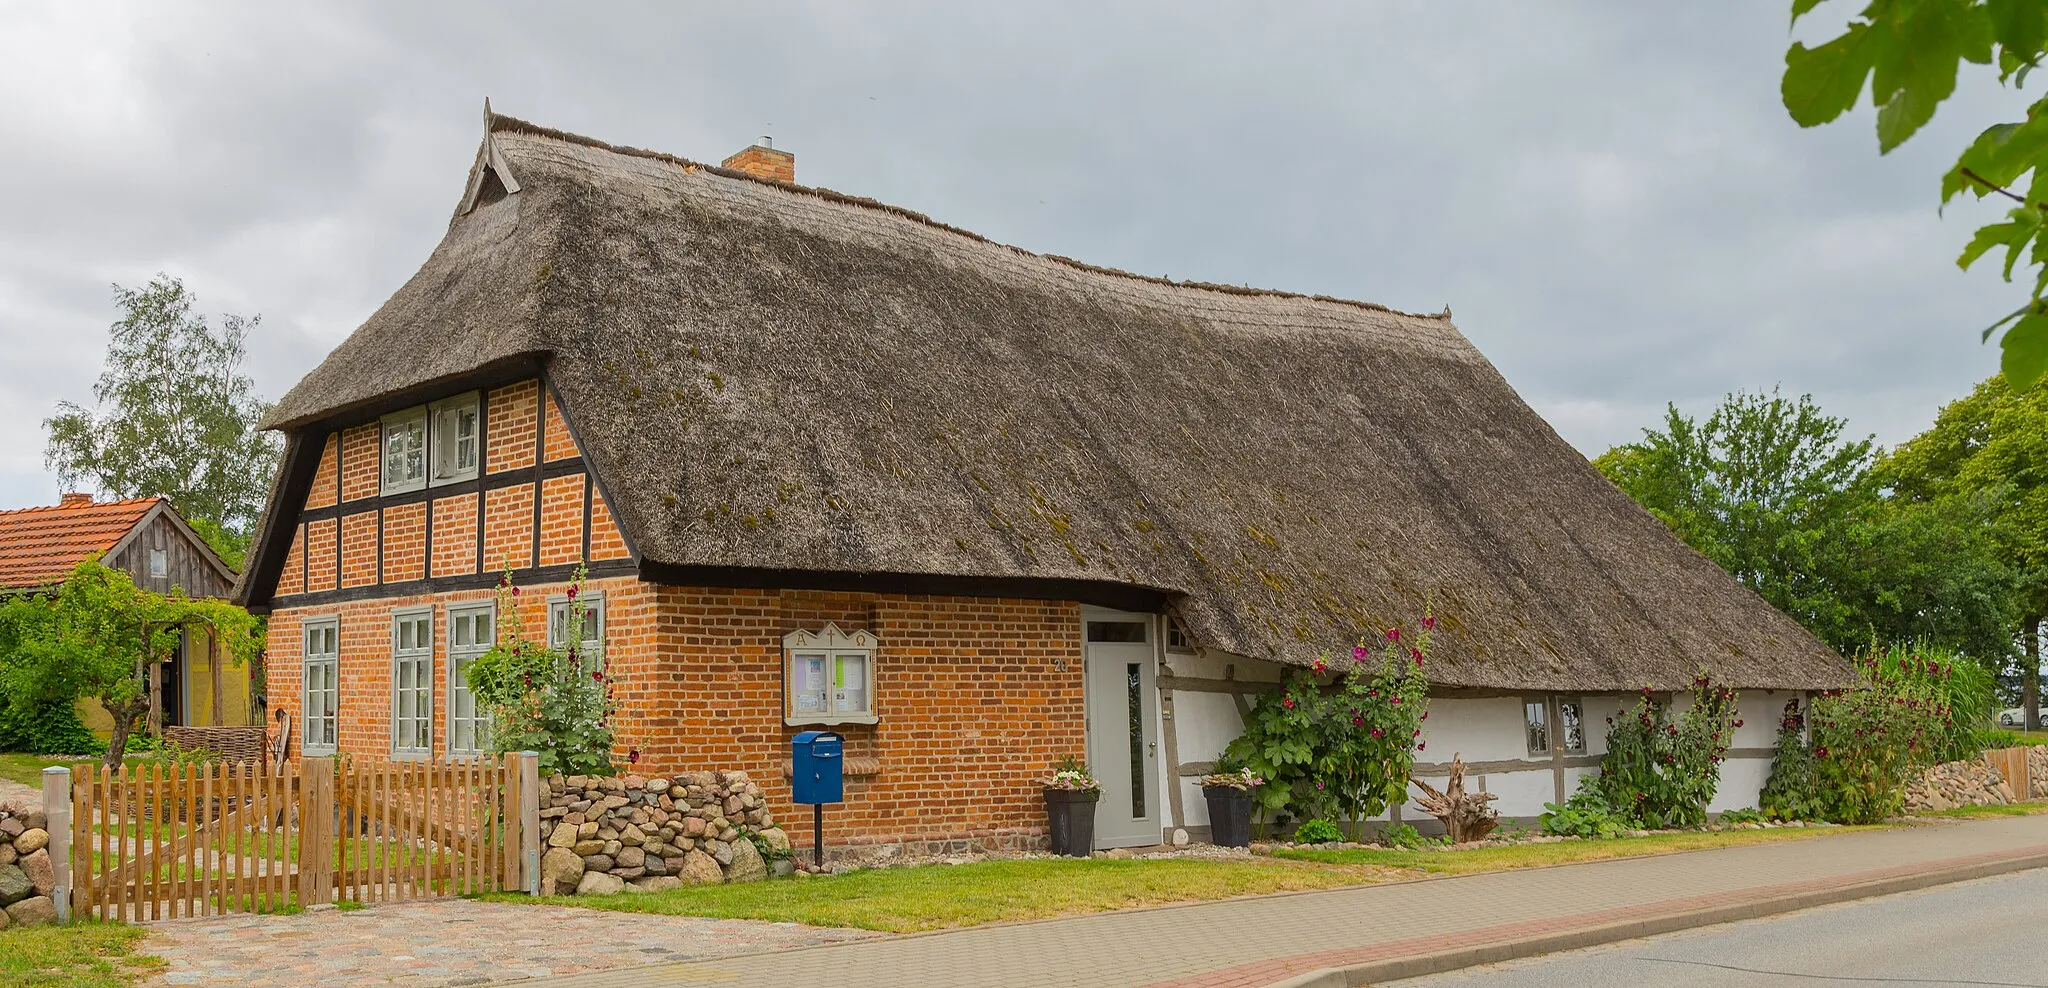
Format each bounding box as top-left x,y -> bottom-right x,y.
0,805 -> 58,927
1901,746 -> 2048,811
536,770 -> 796,895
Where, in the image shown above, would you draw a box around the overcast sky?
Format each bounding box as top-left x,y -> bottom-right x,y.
0,2 -> 2028,509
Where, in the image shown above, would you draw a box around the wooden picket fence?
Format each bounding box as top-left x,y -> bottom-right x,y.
49,753 -> 540,923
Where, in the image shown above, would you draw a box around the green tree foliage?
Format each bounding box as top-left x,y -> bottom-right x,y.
1782,0 -> 2048,385
0,558 -> 262,768
44,276 -> 280,570
1882,374 -> 2048,722
1594,388 -> 2015,661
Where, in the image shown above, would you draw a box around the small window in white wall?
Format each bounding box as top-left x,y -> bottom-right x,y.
784,623 -> 879,725
1558,698 -> 1587,753
429,394 -> 481,486
381,408 -> 428,494
147,548 -> 168,578
302,618 -> 339,755
1523,699 -> 1550,756
547,591 -> 604,672
391,609 -> 433,757
1165,619 -> 1194,653
447,602 -> 494,756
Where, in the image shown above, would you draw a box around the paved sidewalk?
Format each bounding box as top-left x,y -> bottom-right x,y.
517,814 -> 2048,988
140,897 -> 877,987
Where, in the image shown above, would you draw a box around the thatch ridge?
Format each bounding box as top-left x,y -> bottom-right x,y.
483,113 -> 1444,320
249,112 -> 1851,693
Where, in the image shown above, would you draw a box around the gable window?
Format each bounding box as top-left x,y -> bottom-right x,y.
429,394 -> 481,486
1165,618 -> 1194,653
381,409 -> 428,494
548,591 -> 604,672
391,609 -> 433,757
302,618 -> 339,755
783,623 -> 879,726
147,548 -> 168,579
447,602 -> 494,756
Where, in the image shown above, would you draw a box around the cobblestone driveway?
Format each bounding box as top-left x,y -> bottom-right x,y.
141,896 -> 879,987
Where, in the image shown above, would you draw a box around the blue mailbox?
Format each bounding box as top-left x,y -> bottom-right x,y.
792,730 -> 844,804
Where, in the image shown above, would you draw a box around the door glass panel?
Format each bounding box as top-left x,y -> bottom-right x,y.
1088,621 -> 1148,643
1126,663 -> 1145,819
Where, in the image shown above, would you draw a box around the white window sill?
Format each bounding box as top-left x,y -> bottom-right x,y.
784,714 -> 878,727
302,745 -> 337,757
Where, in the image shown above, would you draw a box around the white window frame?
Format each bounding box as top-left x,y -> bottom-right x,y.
428,392 -> 481,487
380,408 -> 428,495
302,617 -> 339,756
1523,696 -> 1551,757
783,622 -> 880,727
147,547 -> 168,579
446,600 -> 495,758
547,591 -> 605,672
1165,618 -> 1195,653
1557,696 -> 1588,754
390,607 -> 434,759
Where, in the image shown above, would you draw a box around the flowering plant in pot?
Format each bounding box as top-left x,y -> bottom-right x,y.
1199,764 -> 1263,847
1042,755 -> 1100,857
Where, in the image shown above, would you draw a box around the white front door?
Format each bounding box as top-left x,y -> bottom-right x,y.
1084,611 -> 1159,848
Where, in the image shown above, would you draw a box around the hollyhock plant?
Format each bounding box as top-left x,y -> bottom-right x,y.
1222,613 -> 1433,837
466,565 -> 620,776
1761,644 -> 1956,824
1583,669 -> 1739,830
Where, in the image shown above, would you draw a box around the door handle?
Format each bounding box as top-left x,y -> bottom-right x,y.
1148,741 -> 1157,755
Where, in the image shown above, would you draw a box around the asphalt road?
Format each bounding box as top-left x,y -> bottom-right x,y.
1389,868 -> 2048,987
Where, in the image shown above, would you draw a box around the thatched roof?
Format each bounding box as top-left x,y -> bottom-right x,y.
252,110 -> 1849,691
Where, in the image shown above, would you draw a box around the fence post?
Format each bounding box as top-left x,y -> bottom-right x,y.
42,767 -> 71,924
519,752 -> 541,896
297,756 -> 334,907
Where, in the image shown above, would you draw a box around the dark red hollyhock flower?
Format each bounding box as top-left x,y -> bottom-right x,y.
1422,616 -> 1437,631
1412,728 -> 1421,737
1312,658 -> 1328,674
628,748 -> 640,764
1353,717 -> 1365,727
1353,645 -> 1370,661
1815,746 -> 1830,759
1282,697 -> 1296,709
1391,696 -> 1403,704
1420,711 -> 1428,721
1370,727 -> 1384,738
1734,720 -> 1744,728
1385,628 -> 1401,642
1417,741 -> 1426,751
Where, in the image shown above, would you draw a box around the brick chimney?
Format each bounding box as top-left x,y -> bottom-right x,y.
59,492 -> 93,508
721,138 -> 795,184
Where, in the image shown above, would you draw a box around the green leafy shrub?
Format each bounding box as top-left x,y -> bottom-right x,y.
1222,620 -> 1434,836
1381,822 -> 1448,849
1540,782 -> 1627,838
1975,727 -> 2025,751
1293,818 -> 1344,844
1761,645 -> 1952,824
1589,672 -> 1740,829
466,567 -> 618,777
1718,807 -> 1765,825
0,700 -> 103,756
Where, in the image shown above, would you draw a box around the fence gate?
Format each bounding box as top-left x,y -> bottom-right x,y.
56,753 -> 538,922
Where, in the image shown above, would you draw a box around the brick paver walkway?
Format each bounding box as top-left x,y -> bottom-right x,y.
139,897 -> 878,986
514,814 -> 2048,988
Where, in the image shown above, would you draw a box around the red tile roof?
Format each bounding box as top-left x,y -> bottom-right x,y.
0,496 -> 159,589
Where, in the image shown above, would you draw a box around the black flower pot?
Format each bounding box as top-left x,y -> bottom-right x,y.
1204,786 -> 1256,848
1044,788 -> 1099,857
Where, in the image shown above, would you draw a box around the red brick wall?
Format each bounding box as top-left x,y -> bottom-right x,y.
538,474 -> 585,566
430,493 -> 479,578
340,424 -> 379,503
307,435 -> 339,510
382,503 -> 427,583
305,518 -> 338,593
277,525 -> 306,596
265,582 -> 1086,850
340,510 -> 378,588
483,484 -> 535,571
589,488 -> 629,561
542,391 -> 579,463
487,381 -> 538,474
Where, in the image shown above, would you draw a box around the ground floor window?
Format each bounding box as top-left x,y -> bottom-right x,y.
1525,695 -> 1589,756
302,618 -> 338,755
447,602 -> 493,756
392,609 -> 432,757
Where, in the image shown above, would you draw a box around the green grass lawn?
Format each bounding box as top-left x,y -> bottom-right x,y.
1272,824 -> 1883,876
1910,799 -> 2048,819
484,856 -> 1401,932
0,922 -> 161,988
0,754 -> 120,790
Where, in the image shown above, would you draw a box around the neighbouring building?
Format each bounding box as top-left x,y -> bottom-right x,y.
234,108 -> 1850,853
0,493 -> 255,736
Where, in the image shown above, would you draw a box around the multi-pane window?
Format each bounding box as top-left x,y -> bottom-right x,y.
392,610 -> 433,757
1558,698 -> 1587,754
147,548 -> 167,578
783,623 -> 879,724
1523,699 -> 1550,756
302,619 -> 339,755
381,410 -> 428,494
429,394 -> 480,486
447,603 -> 494,756
547,592 -> 604,671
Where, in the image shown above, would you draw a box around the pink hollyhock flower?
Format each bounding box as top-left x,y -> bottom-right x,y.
1353,645 -> 1369,661
1385,628 -> 1401,642
1282,697 -> 1296,710
1421,616 -> 1436,631
1312,658 -> 1328,674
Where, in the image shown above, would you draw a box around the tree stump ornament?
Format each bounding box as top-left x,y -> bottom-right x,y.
1411,753 -> 1499,843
